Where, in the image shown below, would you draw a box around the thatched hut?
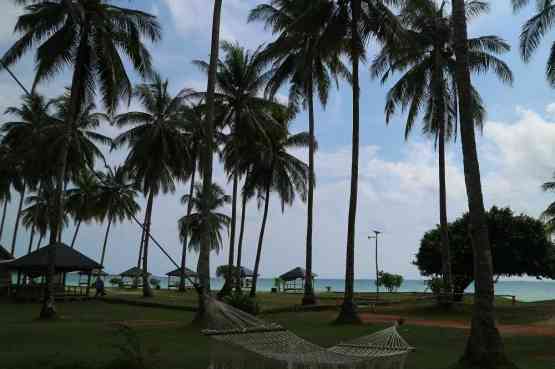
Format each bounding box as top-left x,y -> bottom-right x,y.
166,267 -> 198,290
8,243 -> 102,300
119,266 -> 150,288
0,245 -> 13,296
216,265 -> 257,290
278,267 -> 316,292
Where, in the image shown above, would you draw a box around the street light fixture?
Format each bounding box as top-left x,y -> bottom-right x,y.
369,230 -> 381,302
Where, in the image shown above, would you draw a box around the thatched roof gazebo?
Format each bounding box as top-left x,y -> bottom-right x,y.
166,267 -> 198,290
0,245 -> 13,296
216,265 -> 257,290
8,243 -> 102,299
278,267 -> 317,292
119,267 -> 150,288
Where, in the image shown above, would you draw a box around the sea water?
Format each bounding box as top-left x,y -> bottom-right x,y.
64,275 -> 555,302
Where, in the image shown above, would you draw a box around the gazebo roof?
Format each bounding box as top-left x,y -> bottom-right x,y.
8,243 -> 101,272
166,267 -> 197,277
0,245 -> 13,261
119,266 -> 150,278
279,267 -> 317,281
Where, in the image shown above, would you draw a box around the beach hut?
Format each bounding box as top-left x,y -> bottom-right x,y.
166,267 -> 198,290
279,267 -> 316,293
219,266 -> 256,290
119,266 -> 150,288
0,245 -> 13,296
8,243 -> 102,300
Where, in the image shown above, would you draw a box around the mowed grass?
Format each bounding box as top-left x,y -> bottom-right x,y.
1,297 -> 555,369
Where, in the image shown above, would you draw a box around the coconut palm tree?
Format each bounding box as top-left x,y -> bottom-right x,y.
372,0 -> 512,297
95,166 -> 141,269
196,0 -> 223,321
246,108 -> 309,298
250,0 -> 349,305
513,0 -> 555,86
113,74 -> 192,298
451,0 -> 510,366
3,0 -> 160,319
195,41 -> 281,297
178,183 -> 231,256
65,170 -> 101,249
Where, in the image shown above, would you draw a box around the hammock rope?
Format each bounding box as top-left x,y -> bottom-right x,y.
202,297 -> 414,369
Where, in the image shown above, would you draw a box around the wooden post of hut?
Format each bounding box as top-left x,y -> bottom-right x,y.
85,271 -> 92,297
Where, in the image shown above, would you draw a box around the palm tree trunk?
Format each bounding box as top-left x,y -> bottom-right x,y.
70,220 -> 82,249
179,163 -> 196,292
250,182 -> 271,298
336,0 -> 362,325
235,191 -> 248,293
10,186 -> 25,256
451,1 -> 509,367
196,0 -> 222,322
303,82 -> 317,306
142,191 -> 155,298
99,218 -> 113,267
137,220 -> 145,269
27,225 -> 35,254
36,234 -> 43,251
220,172 -> 238,297
0,199 -> 8,241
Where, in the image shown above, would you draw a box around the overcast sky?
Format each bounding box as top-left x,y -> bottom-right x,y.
1,1 -> 555,280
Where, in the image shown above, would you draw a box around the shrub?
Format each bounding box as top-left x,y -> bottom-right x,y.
224,292 -> 260,315
376,271 -> 403,293
109,277 -> 122,287
150,278 -> 161,290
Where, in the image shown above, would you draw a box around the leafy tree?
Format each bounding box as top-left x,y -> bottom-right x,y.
513,0 -> 555,86
451,0 -> 510,365
373,0 -> 512,294
377,271 -> 404,293
95,166 -> 141,268
249,0 -> 348,306
416,207 -> 555,301
3,0 -> 160,319
114,74 -> 191,298
246,108 -> 309,298
178,183 -> 230,257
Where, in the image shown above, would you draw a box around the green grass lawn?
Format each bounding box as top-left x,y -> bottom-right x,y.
1,298 -> 554,369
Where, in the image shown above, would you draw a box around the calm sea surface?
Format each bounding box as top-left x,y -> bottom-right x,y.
64,275 -> 555,302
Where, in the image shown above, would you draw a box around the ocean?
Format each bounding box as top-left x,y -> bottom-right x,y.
63,275 -> 555,302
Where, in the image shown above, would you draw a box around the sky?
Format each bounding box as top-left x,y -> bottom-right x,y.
1,1 -> 555,280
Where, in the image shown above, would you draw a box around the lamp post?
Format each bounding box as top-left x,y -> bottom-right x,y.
369,230 -> 381,302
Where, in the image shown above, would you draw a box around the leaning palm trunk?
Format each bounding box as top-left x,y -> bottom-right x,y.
10,186 -> 25,256
451,1 -> 510,367
36,234 -> 43,251
142,192 -> 155,298
99,217 -> 113,268
250,182 -> 271,298
337,0 -> 362,325
70,220 -> 82,249
27,225 -> 36,254
220,172 -> 238,297
0,200 -> 8,241
303,83 -> 317,306
196,0 -> 222,322
235,191 -> 248,293
179,162 -> 196,292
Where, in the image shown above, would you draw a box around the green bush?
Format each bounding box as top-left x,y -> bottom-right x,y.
223,292 -> 260,315
109,278 -> 122,288
376,271 -> 403,293
150,278 -> 161,290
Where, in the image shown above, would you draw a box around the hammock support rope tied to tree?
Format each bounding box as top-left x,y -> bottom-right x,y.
202,297 -> 414,369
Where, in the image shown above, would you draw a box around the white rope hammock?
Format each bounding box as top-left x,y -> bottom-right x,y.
202,298 -> 414,369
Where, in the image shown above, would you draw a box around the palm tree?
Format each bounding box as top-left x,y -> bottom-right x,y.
178,183 -> 231,258
195,41 -> 281,297
513,0 -> 555,86
4,0 -> 160,319
65,170 -> 101,249
451,0 -> 511,366
95,166 -> 140,269
114,74 -> 191,298
196,0 -> 222,322
250,0 -> 348,305
372,0 -> 512,297
246,108 -> 309,298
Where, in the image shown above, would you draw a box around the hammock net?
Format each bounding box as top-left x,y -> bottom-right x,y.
202,297 -> 414,369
